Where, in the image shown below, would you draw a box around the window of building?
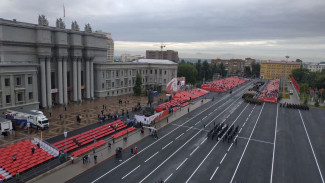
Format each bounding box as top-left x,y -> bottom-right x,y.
164,79 -> 167,84
29,92 -> 33,100
5,78 -> 10,86
117,90 -> 119,94
16,77 -> 21,86
107,92 -> 109,96
81,71 -> 84,85
6,95 -> 11,104
103,72 -> 105,78
159,69 -> 162,75
164,70 -> 167,75
17,93 -> 23,102
121,81 -> 123,87
121,71 -> 123,76
112,91 -> 114,95
155,70 -> 157,74
146,70 -> 148,74
67,71 -> 71,86
28,77 -> 32,84
112,82 -> 115,88
150,70 -> 153,74
129,80 -> 131,86
129,88 -> 131,92
116,71 -> 119,77
102,83 -> 104,89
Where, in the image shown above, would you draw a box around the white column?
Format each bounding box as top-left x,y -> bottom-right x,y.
46,58 -> 52,108
58,59 -> 63,104
24,74 -> 28,104
1,77 -> 6,108
63,58 -> 68,104
33,73 -> 38,103
73,59 -> 78,101
90,61 -> 94,98
85,60 -> 90,99
40,59 -> 47,108
77,59 -> 82,101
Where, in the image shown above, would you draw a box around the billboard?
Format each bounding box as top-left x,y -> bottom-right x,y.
166,77 -> 186,94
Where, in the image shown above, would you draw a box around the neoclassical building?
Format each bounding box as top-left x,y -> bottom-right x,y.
0,16 -> 177,114
0,16 -> 107,111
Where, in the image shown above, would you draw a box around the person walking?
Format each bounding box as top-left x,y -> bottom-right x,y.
131,147 -> 134,155
135,147 -> 138,155
88,154 -> 91,164
31,147 -> 35,154
94,154 -> 97,164
108,142 -> 111,149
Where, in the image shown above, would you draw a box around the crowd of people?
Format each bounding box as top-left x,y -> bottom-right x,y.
201,77 -> 248,92
258,79 -> 280,99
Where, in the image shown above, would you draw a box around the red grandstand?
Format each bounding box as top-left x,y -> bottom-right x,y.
258,79 -> 280,103
201,77 -> 248,92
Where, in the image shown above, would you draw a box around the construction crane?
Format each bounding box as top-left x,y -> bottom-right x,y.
159,43 -> 166,59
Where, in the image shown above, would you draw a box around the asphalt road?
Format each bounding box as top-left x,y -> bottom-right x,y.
68,80 -> 324,183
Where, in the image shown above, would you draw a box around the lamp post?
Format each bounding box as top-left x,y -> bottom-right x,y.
64,131 -> 67,160
27,122 -> 30,140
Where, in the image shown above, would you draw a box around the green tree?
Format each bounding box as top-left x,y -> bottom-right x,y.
133,73 -> 142,96
178,62 -> 198,85
251,62 -> 260,77
195,60 -> 202,81
244,66 -> 252,76
217,63 -> 227,77
202,60 -> 212,81
211,63 -> 218,78
296,59 -> 303,62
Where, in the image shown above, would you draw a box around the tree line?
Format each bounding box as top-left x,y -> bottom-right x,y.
291,68 -> 325,92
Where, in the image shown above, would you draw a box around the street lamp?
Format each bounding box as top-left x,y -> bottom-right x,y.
27,122 -> 30,140
64,131 -> 67,160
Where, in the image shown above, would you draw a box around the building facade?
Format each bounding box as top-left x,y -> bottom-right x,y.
120,54 -> 145,62
0,16 -> 107,111
302,63 -> 325,72
260,61 -> 301,79
94,59 -> 178,97
146,50 -> 179,62
0,17 -> 178,113
211,59 -> 245,75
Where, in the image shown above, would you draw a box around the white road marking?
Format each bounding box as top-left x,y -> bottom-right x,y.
91,83 -> 253,183
209,112 -> 213,115
195,121 -> 201,125
298,110 -> 324,183
220,153 -> 227,164
230,103 -> 265,183
121,165 -> 141,179
162,141 -> 173,150
186,126 -> 193,132
201,137 -> 207,145
270,104 -> 279,183
176,158 -> 188,170
165,173 -> 173,182
190,145 -> 200,156
246,117 -> 249,121
239,128 -> 242,133
175,133 -> 185,140
209,166 -> 219,180
243,122 -> 246,127
185,103 -> 251,183
233,134 -> 238,142
228,143 -> 233,151
144,152 -> 159,163
237,136 -> 274,145
139,129 -> 202,183
202,116 -> 207,120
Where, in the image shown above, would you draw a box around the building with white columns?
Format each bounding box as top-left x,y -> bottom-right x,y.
0,17 -> 178,114
0,16 -> 107,111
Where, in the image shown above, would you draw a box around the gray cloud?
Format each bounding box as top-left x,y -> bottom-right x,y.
0,0 -> 324,61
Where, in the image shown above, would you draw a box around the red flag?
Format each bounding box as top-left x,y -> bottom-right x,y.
320,88 -> 323,95
309,88 -> 311,94
63,4 -> 65,17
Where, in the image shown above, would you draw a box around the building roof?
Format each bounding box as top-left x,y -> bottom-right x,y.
262,61 -> 301,65
133,59 -> 176,64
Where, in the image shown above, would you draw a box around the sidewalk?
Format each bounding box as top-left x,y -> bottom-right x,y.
28,98 -> 211,183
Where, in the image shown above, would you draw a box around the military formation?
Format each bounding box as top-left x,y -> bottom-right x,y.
280,103 -> 309,110
207,122 -> 239,144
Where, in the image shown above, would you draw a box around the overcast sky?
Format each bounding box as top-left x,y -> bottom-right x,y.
1,0 -> 325,62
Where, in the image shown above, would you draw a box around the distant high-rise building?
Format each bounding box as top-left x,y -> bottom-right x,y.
95,31 -> 114,62
120,54 -> 145,62
146,50 -> 179,62
211,59 -> 245,75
